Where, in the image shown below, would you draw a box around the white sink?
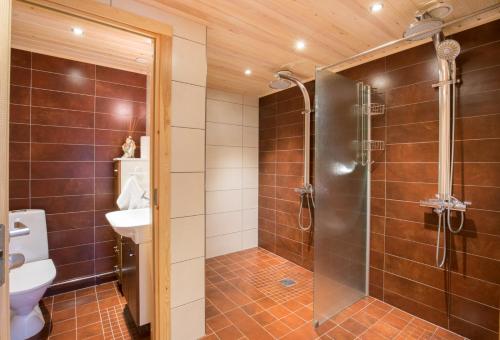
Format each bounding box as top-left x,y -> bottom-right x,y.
105,208 -> 152,244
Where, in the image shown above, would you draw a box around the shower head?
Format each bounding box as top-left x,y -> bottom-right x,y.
269,70 -> 293,89
436,39 -> 461,61
403,17 -> 443,41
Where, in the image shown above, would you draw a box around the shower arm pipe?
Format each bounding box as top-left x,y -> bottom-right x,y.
277,72 -> 312,188
317,3 -> 500,72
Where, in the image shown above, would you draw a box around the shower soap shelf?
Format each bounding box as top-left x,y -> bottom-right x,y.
362,140 -> 385,151
366,103 -> 385,116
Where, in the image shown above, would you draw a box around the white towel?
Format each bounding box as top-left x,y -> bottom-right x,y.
117,176 -> 147,210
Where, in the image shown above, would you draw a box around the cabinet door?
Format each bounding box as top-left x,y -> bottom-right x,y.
122,237 -> 139,324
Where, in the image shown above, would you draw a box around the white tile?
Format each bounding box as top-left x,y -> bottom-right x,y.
206,169 -> 242,191
243,188 -> 258,209
207,88 -> 243,104
207,99 -> 243,125
242,168 -> 258,188
171,257 -> 205,308
206,211 -> 242,237
171,128 -> 205,172
243,105 -> 259,127
171,215 -> 205,263
171,299 -> 205,340
206,146 -> 242,169
242,229 -> 258,249
206,189 -> 241,214
243,126 -> 258,147
171,81 -> 206,129
112,0 -> 206,43
243,95 -> 259,107
243,147 -> 258,167
206,233 -> 241,258
172,37 -> 207,86
242,209 -> 258,230
206,122 -> 242,146
171,173 -> 204,218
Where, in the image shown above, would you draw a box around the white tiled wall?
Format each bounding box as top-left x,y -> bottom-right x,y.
97,1 -> 206,338
205,89 -> 259,258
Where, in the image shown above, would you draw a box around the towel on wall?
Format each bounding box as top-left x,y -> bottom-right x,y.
116,176 -> 149,210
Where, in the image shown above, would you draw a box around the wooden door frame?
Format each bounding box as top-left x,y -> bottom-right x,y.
2,1 -> 173,338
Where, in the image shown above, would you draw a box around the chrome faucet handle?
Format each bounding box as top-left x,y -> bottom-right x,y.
9,253 -> 25,270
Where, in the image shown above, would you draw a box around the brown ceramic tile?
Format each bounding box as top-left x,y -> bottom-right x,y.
32,70 -> 95,95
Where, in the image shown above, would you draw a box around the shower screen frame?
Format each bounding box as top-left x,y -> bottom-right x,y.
313,70 -> 371,327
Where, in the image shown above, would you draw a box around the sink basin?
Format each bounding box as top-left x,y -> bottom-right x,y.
105,208 -> 152,244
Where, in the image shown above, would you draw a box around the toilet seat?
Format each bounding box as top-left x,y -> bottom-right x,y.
10,259 -> 56,296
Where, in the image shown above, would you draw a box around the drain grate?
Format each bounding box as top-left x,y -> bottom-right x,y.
279,278 -> 296,287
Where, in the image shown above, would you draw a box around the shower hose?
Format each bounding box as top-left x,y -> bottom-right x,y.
298,184 -> 315,231
436,61 -> 465,268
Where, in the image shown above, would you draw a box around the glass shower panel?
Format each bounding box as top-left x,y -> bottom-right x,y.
313,70 -> 369,326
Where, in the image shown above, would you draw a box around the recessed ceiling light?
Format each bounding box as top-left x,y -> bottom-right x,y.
71,27 -> 84,36
135,57 -> 147,64
244,69 -> 252,76
295,40 -> 306,51
370,3 -> 383,13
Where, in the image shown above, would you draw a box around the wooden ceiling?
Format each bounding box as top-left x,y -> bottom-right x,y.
146,0 -> 499,95
12,1 -> 154,74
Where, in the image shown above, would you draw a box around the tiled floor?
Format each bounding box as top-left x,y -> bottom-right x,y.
38,281 -> 147,339
204,248 -> 466,340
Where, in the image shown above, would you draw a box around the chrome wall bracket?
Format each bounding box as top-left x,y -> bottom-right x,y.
0,224 -> 4,286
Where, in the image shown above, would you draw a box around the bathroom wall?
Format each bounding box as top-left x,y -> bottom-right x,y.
9,49 -> 147,285
258,82 -> 315,270
96,1 -> 208,339
205,89 -> 259,258
259,20 -> 500,339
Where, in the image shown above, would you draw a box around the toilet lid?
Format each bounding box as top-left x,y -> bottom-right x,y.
9,259 -> 56,296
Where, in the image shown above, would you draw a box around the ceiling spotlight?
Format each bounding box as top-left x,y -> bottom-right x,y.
295,40 -> 306,50
71,27 -> 84,36
135,57 -> 147,64
370,3 -> 383,13
244,69 -> 252,76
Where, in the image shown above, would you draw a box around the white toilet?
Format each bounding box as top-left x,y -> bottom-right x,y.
9,209 -> 56,340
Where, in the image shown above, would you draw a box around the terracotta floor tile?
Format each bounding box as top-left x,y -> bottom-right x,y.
351,310 -> 378,327
51,318 -> 76,335
364,303 -> 390,319
381,311 -> 410,330
295,306 -> 313,321
340,318 -> 367,336
315,320 -> 336,336
98,296 -> 121,309
77,312 -> 101,328
206,313 -> 232,332
241,302 -> 265,316
281,313 -> 307,330
265,320 -> 292,338
256,297 -> 278,309
268,304 -> 291,318
370,320 -> 401,338
52,299 -> 75,312
225,308 -> 274,340
53,291 -> 75,303
282,299 -> 303,312
327,326 -> 356,340
216,325 -> 244,340
200,334 -> 218,340
281,322 -> 320,340
76,294 -> 97,306
77,302 -> 99,316
253,310 -> 277,326
358,328 -> 388,339
77,322 -> 103,338
52,308 -> 76,322
409,317 -> 438,332
434,327 -> 465,340
95,282 -> 115,292
206,303 -> 221,319
49,329 -> 76,340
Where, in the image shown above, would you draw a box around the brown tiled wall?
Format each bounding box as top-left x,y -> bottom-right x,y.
259,20 -> 500,339
258,82 -> 315,270
9,49 -> 147,287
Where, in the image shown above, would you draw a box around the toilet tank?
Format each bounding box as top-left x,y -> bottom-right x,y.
9,209 -> 49,263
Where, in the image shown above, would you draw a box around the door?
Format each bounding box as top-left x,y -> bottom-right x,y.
0,0 -> 12,338
313,70 -> 369,325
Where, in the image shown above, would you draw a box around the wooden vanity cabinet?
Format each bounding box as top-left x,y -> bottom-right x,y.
121,236 -> 140,325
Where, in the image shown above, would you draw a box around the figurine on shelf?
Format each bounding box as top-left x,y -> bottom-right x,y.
122,136 -> 136,158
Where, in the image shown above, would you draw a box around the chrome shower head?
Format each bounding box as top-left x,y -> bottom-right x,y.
269,70 -> 293,89
436,39 -> 461,61
403,17 -> 443,41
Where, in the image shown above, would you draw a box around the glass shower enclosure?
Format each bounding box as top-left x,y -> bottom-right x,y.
313,69 -> 371,326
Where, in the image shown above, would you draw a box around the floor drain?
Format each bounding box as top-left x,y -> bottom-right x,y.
279,278 -> 296,287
